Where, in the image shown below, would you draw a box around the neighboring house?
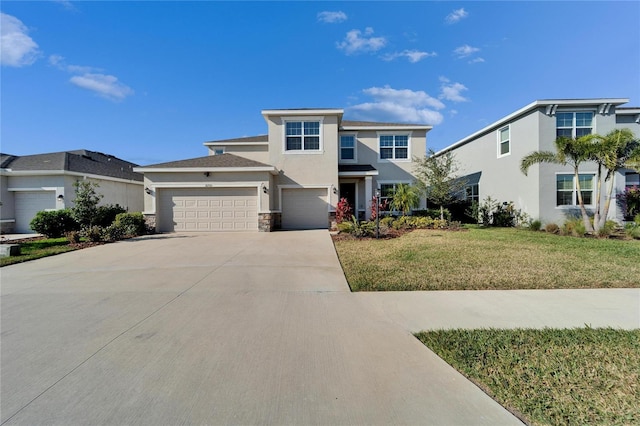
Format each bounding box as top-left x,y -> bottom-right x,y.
0,150 -> 144,233
434,98 -> 640,225
134,108 -> 430,232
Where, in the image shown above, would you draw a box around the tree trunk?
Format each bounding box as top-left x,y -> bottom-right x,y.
593,164 -> 604,234
597,175 -> 616,231
574,166 -> 595,233
440,205 -> 444,221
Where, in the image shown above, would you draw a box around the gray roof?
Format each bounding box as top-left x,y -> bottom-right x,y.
141,153 -> 272,169
205,135 -> 268,144
1,150 -> 142,181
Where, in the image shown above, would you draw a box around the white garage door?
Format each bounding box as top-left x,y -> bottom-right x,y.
281,188 -> 328,230
15,191 -> 56,233
158,188 -> 258,232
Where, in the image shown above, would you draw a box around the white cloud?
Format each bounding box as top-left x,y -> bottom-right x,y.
53,0 -> 75,11
347,86 -> 445,125
317,11 -> 347,23
446,8 -> 468,24
69,73 -> 134,101
337,27 -> 386,55
439,78 -> 469,102
453,44 -> 480,58
49,54 -> 100,73
381,49 -> 437,63
0,13 -> 40,67
469,57 -> 485,64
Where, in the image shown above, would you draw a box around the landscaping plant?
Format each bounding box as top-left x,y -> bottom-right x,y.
29,209 -> 79,237
335,197 -> 353,224
72,180 -> 103,230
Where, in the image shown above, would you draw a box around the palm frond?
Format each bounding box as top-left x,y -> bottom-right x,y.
520,151 -> 561,175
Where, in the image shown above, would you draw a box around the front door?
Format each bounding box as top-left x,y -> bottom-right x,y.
339,183 -> 356,213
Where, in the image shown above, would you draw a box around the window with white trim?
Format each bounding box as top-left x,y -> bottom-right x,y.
465,184 -> 479,202
212,148 -> 225,155
285,121 -> 321,151
340,134 -> 356,161
556,112 -> 593,138
556,174 -> 594,206
379,135 -> 409,160
498,126 -> 510,157
379,183 -> 401,210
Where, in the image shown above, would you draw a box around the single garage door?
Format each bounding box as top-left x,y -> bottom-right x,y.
281,188 -> 328,230
15,191 -> 56,233
158,188 -> 258,232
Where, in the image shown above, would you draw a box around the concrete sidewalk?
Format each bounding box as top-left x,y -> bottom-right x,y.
356,288 -> 640,333
1,231 -> 521,425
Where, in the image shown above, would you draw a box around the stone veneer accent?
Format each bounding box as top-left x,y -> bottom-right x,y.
329,212 -> 337,231
258,212 -> 281,232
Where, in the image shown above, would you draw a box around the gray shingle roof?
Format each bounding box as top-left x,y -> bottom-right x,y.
1,150 -> 142,181
141,153 -> 272,169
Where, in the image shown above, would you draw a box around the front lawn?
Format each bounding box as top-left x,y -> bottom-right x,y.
0,238 -> 78,266
333,227 -> 640,291
416,327 -> 640,425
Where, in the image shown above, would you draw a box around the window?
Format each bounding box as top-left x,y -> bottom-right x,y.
379,135 -> 409,160
556,112 -> 593,138
285,121 -> 321,151
626,172 -> 639,189
212,148 -> 225,155
498,126 -> 510,157
379,183 -> 397,210
556,174 -> 594,206
465,184 -> 479,203
340,135 -> 356,161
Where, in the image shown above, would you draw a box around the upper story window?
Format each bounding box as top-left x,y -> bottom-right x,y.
556,112 -> 593,139
557,173 -> 594,206
212,148 -> 225,155
498,126 -> 510,157
285,121 -> 321,151
340,134 -> 356,161
379,134 -> 409,160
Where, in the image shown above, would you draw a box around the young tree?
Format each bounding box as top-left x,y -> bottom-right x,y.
414,149 -> 468,220
72,181 -> 103,230
390,183 -> 420,216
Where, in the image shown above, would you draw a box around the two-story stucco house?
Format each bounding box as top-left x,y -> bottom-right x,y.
135,108 -> 430,232
435,98 -> 640,225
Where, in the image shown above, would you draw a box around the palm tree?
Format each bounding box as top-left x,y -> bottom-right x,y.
581,129 -> 640,231
390,183 -> 420,216
520,136 -> 594,233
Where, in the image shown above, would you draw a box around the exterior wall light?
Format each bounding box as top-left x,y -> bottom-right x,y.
262,185 -> 268,194
57,194 -> 64,201
145,187 -> 152,195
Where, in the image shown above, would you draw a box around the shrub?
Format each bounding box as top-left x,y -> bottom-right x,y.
30,209 -> 79,237
102,223 -> 126,242
617,185 -> 640,220
432,219 -> 449,229
529,219 -> 542,232
410,216 -> 435,229
335,197 -> 352,224
114,212 -> 146,236
598,220 -> 619,238
84,226 -> 103,242
625,222 -> 640,240
65,230 -> 81,243
369,196 -> 389,221
94,204 -> 127,228
413,208 -> 451,221
380,216 -> 396,228
545,223 -> 559,234
562,218 -> 586,237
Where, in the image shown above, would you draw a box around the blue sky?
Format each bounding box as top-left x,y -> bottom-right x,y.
2,1 -> 639,165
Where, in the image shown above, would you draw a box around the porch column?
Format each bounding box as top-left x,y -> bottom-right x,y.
365,176 -> 373,220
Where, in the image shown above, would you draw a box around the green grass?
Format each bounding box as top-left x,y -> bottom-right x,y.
333,227 -> 640,291
0,238 -> 77,266
416,328 -> 640,425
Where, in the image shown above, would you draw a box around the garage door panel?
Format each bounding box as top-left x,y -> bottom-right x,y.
15,191 -> 56,233
159,188 -> 258,232
281,188 -> 328,230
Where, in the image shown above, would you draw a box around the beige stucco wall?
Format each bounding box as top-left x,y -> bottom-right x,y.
266,114 -> 340,211
208,145 -> 269,164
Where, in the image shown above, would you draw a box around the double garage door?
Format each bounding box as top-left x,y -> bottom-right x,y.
158,188 -> 258,232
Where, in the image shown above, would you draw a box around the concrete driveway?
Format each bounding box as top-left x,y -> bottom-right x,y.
0,231 -> 521,425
